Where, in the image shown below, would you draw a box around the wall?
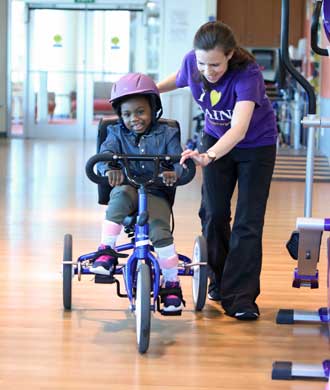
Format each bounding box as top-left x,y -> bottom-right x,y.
159,0 -> 216,145
0,0 -> 8,135
302,0 -> 330,161
159,0 -> 216,79
319,29 -> 330,160
217,0 -> 305,47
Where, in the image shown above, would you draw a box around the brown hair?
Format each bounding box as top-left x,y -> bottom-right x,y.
193,21 -> 255,89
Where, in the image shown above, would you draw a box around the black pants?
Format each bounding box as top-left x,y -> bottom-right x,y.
200,133 -> 276,315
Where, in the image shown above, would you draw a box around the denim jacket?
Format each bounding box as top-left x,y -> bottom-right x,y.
98,120 -> 184,204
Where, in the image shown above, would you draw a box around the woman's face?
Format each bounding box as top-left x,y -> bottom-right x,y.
195,47 -> 233,84
120,96 -> 152,134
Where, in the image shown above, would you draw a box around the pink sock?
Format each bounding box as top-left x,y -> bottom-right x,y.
101,220 -> 122,248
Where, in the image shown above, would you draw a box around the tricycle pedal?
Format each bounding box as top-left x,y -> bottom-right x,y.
160,309 -> 182,316
94,274 -> 116,284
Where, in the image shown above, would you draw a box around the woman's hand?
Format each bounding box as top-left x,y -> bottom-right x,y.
161,171 -> 177,186
107,169 -> 125,187
180,149 -> 211,167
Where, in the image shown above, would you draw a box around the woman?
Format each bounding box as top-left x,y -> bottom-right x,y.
157,21 -> 277,320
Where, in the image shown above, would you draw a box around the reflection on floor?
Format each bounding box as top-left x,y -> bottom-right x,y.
11,123 -> 23,136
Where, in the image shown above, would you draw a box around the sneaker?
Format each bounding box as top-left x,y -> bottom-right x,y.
208,280 -> 221,301
90,244 -> 116,276
161,281 -> 184,313
234,311 -> 259,321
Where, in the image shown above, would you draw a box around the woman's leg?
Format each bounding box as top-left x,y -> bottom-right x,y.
200,134 -> 237,291
220,145 -> 276,316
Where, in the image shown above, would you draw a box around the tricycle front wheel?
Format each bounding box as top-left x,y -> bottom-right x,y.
135,263 -> 151,354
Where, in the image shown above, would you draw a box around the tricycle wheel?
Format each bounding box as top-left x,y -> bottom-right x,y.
63,234 -> 73,310
192,236 -> 208,311
135,263 -> 151,353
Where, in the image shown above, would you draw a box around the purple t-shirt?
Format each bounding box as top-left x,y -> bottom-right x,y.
176,50 -> 277,148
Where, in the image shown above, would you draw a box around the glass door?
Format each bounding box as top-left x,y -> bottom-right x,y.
25,6 -> 142,139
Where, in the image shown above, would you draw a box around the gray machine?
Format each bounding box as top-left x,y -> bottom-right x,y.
272,0 -> 330,381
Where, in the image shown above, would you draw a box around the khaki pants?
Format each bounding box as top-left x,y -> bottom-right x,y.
105,185 -> 173,248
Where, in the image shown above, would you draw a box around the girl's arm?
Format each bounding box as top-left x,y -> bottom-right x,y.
180,100 -> 255,166
157,72 -> 178,93
98,128 -> 122,175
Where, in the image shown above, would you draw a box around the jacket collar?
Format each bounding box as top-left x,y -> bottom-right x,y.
119,121 -> 164,138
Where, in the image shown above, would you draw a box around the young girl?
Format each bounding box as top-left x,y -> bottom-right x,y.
90,73 -> 184,314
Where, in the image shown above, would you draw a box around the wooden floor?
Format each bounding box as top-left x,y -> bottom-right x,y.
1,138 -> 330,390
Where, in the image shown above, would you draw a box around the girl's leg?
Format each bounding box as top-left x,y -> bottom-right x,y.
105,185 -> 138,225
154,244 -> 178,282
148,194 -> 177,279
101,220 -> 122,248
91,185 -> 138,275
148,194 -> 183,313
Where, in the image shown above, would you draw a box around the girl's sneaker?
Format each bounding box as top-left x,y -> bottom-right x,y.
160,281 -> 184,314
90,244 -> 116,276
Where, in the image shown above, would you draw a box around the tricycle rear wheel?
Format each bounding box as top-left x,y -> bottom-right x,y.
63,234 -> 73,310
192,236 -> 208,311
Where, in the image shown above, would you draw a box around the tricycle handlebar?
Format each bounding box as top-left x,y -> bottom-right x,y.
85,152 -> 196,187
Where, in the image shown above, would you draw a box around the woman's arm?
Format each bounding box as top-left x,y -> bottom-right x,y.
157,72 -> 178,93
180,100 -> 255,166
208,100 -> 255,158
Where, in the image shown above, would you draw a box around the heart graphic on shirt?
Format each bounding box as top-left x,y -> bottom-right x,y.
210,90 -> 221,107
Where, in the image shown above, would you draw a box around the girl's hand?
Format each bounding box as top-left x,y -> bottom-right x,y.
161,171 -> 177,186
107,169 -> 125,187
180,149 -> 211,167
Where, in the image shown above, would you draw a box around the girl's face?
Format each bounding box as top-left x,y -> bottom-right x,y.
121,96 -> 152,134
195,47 -> 233,84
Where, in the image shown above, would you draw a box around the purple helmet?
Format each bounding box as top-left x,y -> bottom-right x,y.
323,0 -> 330,43
110,73 -> 162,118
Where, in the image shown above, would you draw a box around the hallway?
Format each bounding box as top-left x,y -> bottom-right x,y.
1,138 -> 330,389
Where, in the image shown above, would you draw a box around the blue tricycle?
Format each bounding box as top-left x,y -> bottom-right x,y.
62,147 -> 208,354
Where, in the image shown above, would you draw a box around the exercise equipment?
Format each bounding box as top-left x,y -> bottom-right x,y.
272,218 -> 330,380
185,111 -> 204,150
272,0 -> 330,381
